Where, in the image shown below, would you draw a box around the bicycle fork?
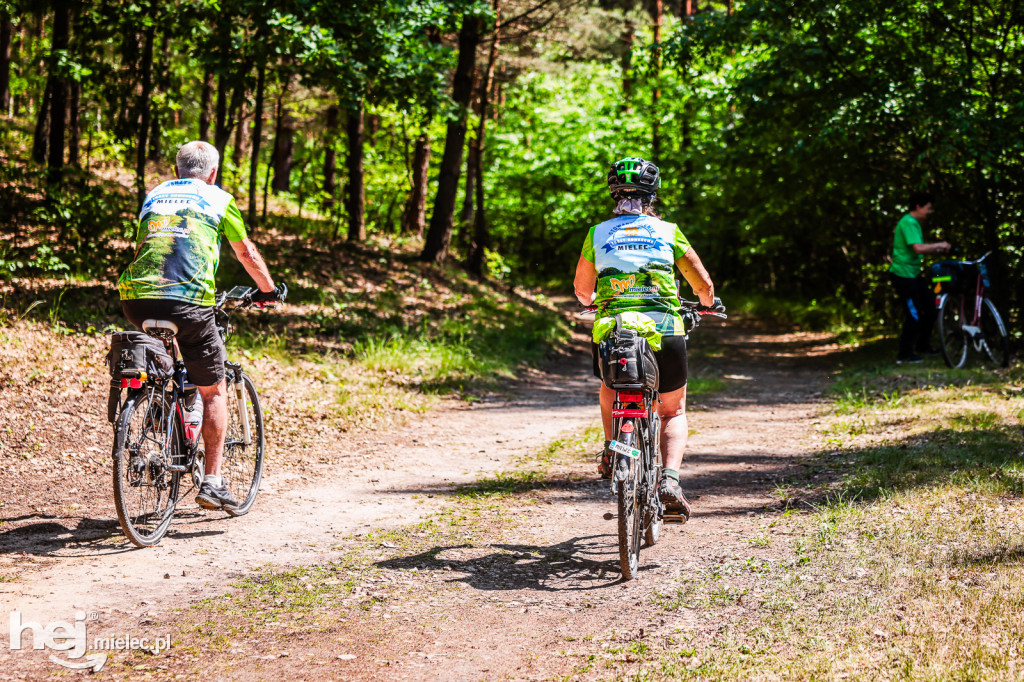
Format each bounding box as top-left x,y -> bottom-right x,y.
226,362 -> 251,446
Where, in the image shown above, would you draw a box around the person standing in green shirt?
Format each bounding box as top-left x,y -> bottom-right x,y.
888,191 -> 951,363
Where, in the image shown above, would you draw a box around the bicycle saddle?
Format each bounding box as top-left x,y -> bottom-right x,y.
142,319 -> 179,340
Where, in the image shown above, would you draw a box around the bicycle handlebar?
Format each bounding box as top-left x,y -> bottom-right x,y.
215,283 -> 289,310
679,297 -> 728,319
576,298 -> 728,330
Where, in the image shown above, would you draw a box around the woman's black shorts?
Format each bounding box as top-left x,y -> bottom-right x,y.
122,299 -> 226,386
591,335 -> 688,393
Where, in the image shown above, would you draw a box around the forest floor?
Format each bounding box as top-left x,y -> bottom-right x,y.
0,310 -> 846,680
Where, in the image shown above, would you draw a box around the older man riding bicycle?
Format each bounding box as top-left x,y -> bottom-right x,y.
573,157 -> 717,522
118,141 -> 284,512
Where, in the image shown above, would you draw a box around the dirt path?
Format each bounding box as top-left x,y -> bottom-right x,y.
1,321 -> 839,679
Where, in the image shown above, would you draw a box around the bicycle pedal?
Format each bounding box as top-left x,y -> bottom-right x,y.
662,513 -> 688,525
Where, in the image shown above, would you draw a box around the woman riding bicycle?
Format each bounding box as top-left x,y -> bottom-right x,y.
573,157 -> 716,521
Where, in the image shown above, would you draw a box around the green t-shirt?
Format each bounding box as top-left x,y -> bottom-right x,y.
890,214 -> 923,278
582,214 -> 691,335
118,179 -> 248,306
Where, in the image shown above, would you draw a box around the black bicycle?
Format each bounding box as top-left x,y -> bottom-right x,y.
930,253 -> 1010,369
107,285 -> 283,547
594,300 -> 726,580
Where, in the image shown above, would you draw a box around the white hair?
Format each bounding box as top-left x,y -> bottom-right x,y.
175,141 -> 219,179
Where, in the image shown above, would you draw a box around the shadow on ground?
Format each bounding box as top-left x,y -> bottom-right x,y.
374,534 -> 666,592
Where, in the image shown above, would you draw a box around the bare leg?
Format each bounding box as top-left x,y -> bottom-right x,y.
599,384 -> 615,440
657,385 -> 687,472
198,380 -> 227,477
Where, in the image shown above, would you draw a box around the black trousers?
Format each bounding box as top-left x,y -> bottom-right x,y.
889,273 -> 936,358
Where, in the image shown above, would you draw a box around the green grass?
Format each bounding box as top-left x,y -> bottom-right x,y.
728,290 -> 873,338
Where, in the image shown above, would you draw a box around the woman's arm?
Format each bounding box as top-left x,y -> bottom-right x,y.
676,247 -> 715,307
573,254 -> 598,306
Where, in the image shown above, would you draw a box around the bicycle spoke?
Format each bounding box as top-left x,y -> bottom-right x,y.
113,390 -> 180,547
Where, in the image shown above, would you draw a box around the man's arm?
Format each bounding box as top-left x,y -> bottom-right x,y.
912,241 -> 952,255
676,247 -> 715,307
229,238 -> 275,293
573,254 -> 597,306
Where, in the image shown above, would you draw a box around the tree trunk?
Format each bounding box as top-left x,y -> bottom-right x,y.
621,20 -> 634,113
401,131 -> 430,237
134,26 -> 154,206
67,79 -> 80,166
270,77 -> 296,193
248,62 -> 265,226
680,0 -> 694,209
148,105 -> 161,161
421,13 -> 481,263
9,19 -> 20,117
198,69 -> 213,141
459,141 -> 477,243
219,82 -> 246,185
214,75 -> 228,167
468,0 -> 501,277
32,80 -> 51,163
46,0 -> 71,185
270,109 -> 295,193
148,32 -> 169,162
231,99 -> 246,168
322,103 -> 339,208
651,0 -> 663,163
0,13 -> 11,113
345,100 -> 365,242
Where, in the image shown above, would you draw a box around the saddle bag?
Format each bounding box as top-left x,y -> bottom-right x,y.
105,331 -> 174,381
598,318 -> 659,390
105,331 -> 174,424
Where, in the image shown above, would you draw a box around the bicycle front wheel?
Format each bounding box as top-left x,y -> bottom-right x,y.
937,294 -> 968,369
221,371 -> 265,516
112,389 -> 180,547
617,429 -> 644,581
979,298 -> 1010,368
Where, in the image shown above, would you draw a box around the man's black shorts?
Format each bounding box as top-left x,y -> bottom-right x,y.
591,335 -> 688,393
122,299 -> 226,386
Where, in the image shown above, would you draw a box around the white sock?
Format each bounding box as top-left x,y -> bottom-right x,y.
203,475 -> 224,487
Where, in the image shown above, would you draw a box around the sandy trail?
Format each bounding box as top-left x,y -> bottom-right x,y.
1,321 -> 837,679
0,348 -> 595,643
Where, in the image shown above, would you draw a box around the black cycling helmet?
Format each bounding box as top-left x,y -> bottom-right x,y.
608,157 -> 660,198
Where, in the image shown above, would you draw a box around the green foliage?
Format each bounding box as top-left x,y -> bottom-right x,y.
484,63 -> 649,282
665,0 -> 1024,326
4,0 -> 1023,344
0,244 -> 68,279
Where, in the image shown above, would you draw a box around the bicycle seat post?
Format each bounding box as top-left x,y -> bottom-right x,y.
142,319 -> 181,358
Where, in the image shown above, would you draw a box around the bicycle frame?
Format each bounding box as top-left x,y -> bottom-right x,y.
935,260 -> 988,342
610,387 -> 661,512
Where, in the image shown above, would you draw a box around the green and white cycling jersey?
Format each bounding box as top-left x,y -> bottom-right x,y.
118,178 -> 248,307
581,214 -> 691,336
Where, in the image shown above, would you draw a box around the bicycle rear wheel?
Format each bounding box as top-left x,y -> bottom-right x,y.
112,389 -> 180,547
617,428 -> 644,581
221,371 -> 265,516
937,294 -> 968,369
979,298 -> 1010,368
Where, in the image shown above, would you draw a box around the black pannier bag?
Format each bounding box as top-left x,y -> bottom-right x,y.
106,331 -> 174,380
929,260 -> 968,295
105,331 -> 174,422
597,316 -> 659,390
